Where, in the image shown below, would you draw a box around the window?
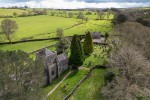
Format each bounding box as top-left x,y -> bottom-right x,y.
52,71 -> 54,76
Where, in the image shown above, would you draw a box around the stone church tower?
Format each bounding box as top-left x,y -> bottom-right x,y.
36,48 -> 68,85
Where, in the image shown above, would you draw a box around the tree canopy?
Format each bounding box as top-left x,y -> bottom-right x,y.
69,35 -> 84,69
83,31 -> 94,55
0,50 -> 43,100
1,19 -> 18,42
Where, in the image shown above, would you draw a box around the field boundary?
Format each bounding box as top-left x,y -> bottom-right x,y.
32,22 -> 86,37
63,65 -> 108,100
28,43 -> 57,54
0,35 -> 85,45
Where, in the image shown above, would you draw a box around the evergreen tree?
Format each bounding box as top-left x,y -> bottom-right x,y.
77,36 -> 84,61
83,31 -> 94,55
69,35 -> 84,69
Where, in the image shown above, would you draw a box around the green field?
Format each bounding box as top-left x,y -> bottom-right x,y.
0,9 -> 28,16
0,40 -> 57,53
0,15 -> 80,41
0,9 -> 113,42
0,15 -> 113,41
0,12 -> 113,54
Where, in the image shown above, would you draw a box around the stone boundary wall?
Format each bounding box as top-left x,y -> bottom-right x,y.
63,65 -> 108,100
0,35 -> 85,45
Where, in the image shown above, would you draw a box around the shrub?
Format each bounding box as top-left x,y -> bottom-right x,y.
114,13 -> 128,24
104,71 -> 115,85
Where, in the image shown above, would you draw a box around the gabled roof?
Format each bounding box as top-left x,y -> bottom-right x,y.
91,32 -> 101,39
37,48 -> 55,56
57,53 -> 68,65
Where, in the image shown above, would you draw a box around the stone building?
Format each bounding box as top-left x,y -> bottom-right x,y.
91,32 -> 105,44
91,32 -> 101,39
36,48 -> 68,85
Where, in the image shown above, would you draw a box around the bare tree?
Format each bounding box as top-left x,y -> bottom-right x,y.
1,19 -> 18,42
101,22 -> 150,100
97,10 -> 104,19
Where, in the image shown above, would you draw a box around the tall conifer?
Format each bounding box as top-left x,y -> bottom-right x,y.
69,35 -> 84,68
83,31 -> 94,55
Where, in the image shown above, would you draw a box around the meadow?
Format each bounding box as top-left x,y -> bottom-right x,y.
0,15 -> 80,41
0,9 -> 113,54
0,8 -> 28,16
0,40 -> 57,53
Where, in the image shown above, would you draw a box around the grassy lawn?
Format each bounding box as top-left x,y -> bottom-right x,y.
69,68 -> 106,100
47,69 -> 88,100
83,45 -> 108,68
41,70 -> 70,96
0,40 -> 57,53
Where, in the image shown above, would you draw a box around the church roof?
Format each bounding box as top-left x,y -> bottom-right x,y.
37,48 -> 55,56
57,53 -> 68,65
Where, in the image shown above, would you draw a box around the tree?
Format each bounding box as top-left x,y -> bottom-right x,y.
97,10 -> 104,19
50,12 -> 55,16
115,13 -> 127,24
20,12 -> 28,17
56,38 -> 71,54
42,9 -> 47,15
83,31 -> 94,55
68,12 -> 74,18
0,50 -> 44,100
77,12 -> 84,20
63,11 -> 67,18
101,22 -> 150,100
1,19 -> 18,42
85,11 -> 92,15
84,17 -> 89,22
13,12 -> 18,17
107,9 -> 111,19
56,28 -> 64,39
69,35 -> 84,69
136,18 -> 150,27
104,32 -> 109,43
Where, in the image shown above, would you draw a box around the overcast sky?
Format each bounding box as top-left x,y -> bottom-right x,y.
0,0 -> 149,9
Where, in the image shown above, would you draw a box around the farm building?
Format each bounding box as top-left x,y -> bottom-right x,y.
82,32 -> 105,44
91,32 -> 105,44
91,32 -> 101,39
36,48 -> 68,85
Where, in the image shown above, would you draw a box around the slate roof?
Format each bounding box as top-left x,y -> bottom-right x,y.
37,48 -> 55,56
57,53 -> 68,65
91,32 -> 101,39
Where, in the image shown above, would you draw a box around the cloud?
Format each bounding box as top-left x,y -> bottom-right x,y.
67,0 -> 149,3
0,0 -> 149,8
